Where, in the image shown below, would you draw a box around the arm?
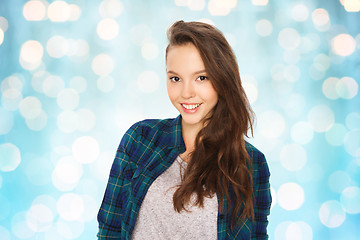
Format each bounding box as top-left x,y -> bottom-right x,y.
97,123 -> 141,239
252,153 -> 272,239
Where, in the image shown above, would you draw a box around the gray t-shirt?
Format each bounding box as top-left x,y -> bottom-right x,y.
132,156 -> 218,240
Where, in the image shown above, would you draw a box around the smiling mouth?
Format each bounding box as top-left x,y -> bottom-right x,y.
181,103 -> 201,110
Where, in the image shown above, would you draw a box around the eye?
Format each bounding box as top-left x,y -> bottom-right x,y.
197,76 -> 208,81
170,76 -> 180,82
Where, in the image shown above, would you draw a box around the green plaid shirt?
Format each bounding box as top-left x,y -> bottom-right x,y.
97,115 -> 271,239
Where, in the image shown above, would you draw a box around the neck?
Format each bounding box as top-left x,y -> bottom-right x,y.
180,120 -> 203,161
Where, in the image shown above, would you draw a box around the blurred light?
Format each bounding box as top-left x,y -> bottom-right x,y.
270,187 -> 277,209
284,65 -> 301,82
0,108 -> 14,135
1,89 -> 23,111
130,24 -> 152,45
52,156 -> 83,190
286,222 -> 313,240
322,77 -> 339,99
31,71 -> 50,93
57,110 -> 79,133
68,4 -> 82,21
340,186 -> 360,214
312,8 -> 330,31
291,121 -> 314,144
319,200 -> 346,228
313,53 -> 330,72
332,33 -> 356,56
278,182 -> 304,210
325,123 -> 347,146
328,171 -> 352,193
258,111 -> 286,138
48,1 -> 71,22
308,105 -> 334,132
19,96 -> 42,120
300,33 -> 321,53
25,157 -> 52,186
243,82 -> 258,104
0,225 -> 10,240
255,19 -> 273,37
99,0 -> 124,18
56,219 -> 84,239
336,77 -> 358,99
346,112 -> 360,130
0,16 -> 8,32
73,39 -> 89,57
251,0 -> 268,6
97,76 -> 114,92
343,0 -> 360,12
137,71 -> 160,93
70,76 -> 87,93
283,50 -> 300,64
47,35 -> 68,58
57,89 -> 79,110
0,29 -> 4,46
26,204 -> 53,232
188,0 -> 206,10
141,42 -> 159,60
1,75 -> 23,92
43,75 -> 65,98
23,0 -> 47,21
72,136 -> 100,164
79,195 -> 98,222
292,3 -> 309,22
0,143 -> 21,172
208,0 -> 237,16
19,40 -> 44,70
77,109 -> 96,132
175,0 -> 188,6
280,144 -> 307,171
97,18 -> 119,40
25,110 -> 48,131
77,178 -> 100,197
57,193 -> 84,221
278,28 -> 301,50
11,212 -> 34,239
91,54 -> 114,76
90,151 -> 114,180
283,94 -> 306,118
344,129 -> 360,157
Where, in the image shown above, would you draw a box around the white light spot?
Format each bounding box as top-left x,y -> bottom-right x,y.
48,1 -> 70,22
292,3 -> 309,22
255,19 -> 272,36
270,187 -> 276,209
291,121 -> 314,144
90,151 -> 114,180
130,24 -> 152,45
346,112 -> 360,130
328,171 -> 352,193
251,0 -> 268,6
42,75 -> 65,98
343,0 -> 360,12
97,18 -> 119,40
243,82 -> 258,104
175,0 -> 188,6
137,71 -> 160,93
308,105 -> 334,132
286,221 -> 313,240
68,4 -> 82,21
76,108 -> 96,132
92,54 -> 114,76
336,76 -> 358,99
325,123 -> 347,146
344,129 -> 360,157
70,76 -> 87,93
0,16 -> 9,32
312,8 -> 330,31
278,182 -> 304,210
19,96 -> 42,120
11,212 -> 35,239
142,42 -> 159,60
20,40 -> 44,69
1,75 -> 24,92
53,156 -> 83,187
99,0 -> 124,18
278,28 -> 301,50
57,193 -> 84,221
25,110 -> 48,131
313,53 -> 330,72
0,143 -> 21,172
332,33 -> 356,56
72,136 -> 100,164
188,0 -> 206,10
23,0 -> 47,21
0,29 -> 4,46
322,77 -> 340,99
56,218 -> 84,239
97,76 -> 115,92
79,195 -> 98,222
47,35 -> 68,58
57,110 -> 79,133
319,200 -> 346,228
341,186 -> 360,214
1,89 -> 23,111
208,0 -> 237,16
57,89 -> 79,110
280,144 -> 307,171
258,111 -> 286,138
0,107 -> 14,135
26,204 -> 53,232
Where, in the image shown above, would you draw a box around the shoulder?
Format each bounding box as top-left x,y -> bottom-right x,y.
245,141 -> 265,161
129,118 -> 176,136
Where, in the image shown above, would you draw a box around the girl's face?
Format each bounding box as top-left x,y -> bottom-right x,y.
166,43 -> 218,131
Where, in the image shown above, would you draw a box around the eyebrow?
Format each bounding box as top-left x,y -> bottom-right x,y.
167,69 -> 207,75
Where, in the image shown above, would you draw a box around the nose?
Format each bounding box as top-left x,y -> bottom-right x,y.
181,80 -> 196,99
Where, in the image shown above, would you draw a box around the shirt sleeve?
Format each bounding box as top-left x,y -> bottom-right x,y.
252,153 -> 272,239
97,123 -> 141,239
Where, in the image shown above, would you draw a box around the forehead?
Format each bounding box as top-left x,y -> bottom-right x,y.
166,43 -> 205,71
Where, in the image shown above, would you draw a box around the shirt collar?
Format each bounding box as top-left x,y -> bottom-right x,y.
165,115 -> 186,153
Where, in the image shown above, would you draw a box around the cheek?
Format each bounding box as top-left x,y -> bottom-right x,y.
166,84 -> 178,102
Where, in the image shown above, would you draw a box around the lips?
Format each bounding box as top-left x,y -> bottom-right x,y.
181,103 -> 202,113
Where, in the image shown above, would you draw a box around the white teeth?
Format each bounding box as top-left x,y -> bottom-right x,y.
182,104 -> 200,110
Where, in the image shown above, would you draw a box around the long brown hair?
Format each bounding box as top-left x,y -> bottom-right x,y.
166,21 -> 255,225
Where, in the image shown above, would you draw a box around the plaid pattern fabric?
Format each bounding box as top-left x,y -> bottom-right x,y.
97,115 -> 271,239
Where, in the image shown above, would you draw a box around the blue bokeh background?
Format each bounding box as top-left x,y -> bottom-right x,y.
0,0 -> 359,239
